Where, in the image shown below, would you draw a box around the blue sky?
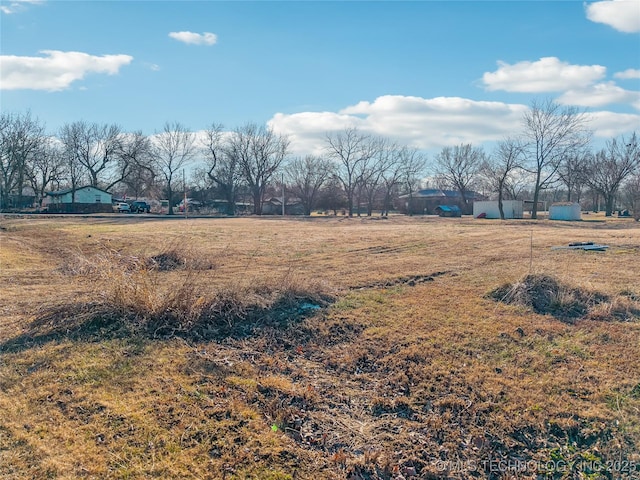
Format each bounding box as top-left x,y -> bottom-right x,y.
1,0 -> 639,155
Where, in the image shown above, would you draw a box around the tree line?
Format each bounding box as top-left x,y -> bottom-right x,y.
1,99 -> 639,218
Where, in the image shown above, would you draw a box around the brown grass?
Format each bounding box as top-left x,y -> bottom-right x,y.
0,214 -> 639,479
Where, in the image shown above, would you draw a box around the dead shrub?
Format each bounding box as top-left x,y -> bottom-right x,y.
57,251 -> 101,276
26,240 -> 335,343
147,250 -> 185,271
489,274 -> 639,323
57,249 -> 140,276
60,247 -> 334,340
146,247 -> 216,271
17,264 -> 333,347
586,295 -> 640,322
58,242 -> 216,276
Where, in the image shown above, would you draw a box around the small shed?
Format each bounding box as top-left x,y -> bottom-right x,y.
473,200 -> 523,219
549,202 -> 582,221
434,205 -> 462,217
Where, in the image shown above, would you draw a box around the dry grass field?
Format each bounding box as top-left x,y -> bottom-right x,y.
0,214 -> 639,479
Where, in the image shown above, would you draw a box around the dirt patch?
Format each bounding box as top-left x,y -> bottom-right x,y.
347,242 -> 425,255
351,271 -> 450,290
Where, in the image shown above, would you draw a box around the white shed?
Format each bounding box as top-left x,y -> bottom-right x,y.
473,200 -> 523,219
549,202 -> 582,221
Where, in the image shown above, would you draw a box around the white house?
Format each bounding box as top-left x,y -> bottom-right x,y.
43,186 -> 112,213
44,186 -> 112,205
473,200 -> 523,219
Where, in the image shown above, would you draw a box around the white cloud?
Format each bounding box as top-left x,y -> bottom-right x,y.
268,95 -> 529,155
0,0 -> 44,15
558,81 -> 640,109
269,95 -> 640,155
482,57 -> 606,93
168,31 -> 217,46
0,50 -> 133,91
589,110 -> 640,138
615,68 -> 640,79
268,111 -> 367,155
585,0 -> 640,33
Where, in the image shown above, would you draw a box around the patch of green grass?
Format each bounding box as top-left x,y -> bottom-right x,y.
331,295 -> 363,310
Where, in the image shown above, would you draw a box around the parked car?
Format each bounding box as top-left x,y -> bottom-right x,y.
113,202 -> 131,213
176,199 -> 202,212
130,200 -> 151,213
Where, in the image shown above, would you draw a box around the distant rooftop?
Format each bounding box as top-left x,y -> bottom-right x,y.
399,189 -> 482,200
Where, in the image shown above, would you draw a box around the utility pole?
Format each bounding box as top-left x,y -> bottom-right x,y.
281,173 -> 285,216
183,169 -> 187,219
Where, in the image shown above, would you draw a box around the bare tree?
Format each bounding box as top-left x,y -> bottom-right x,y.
584,133 -> 639,216
398,147 -> 427,216
60,143 -> 85,203
227,123 -> 289,215
202,123 -> 244,215
378,144 -> 404,216
0,111 -> 46,210
153,121 -> 197,215
121,160 -> 158,200
556,152 -> 589,203
285,155 -> 334,216
377,144 -> 428,216
58,124 -> 87,201
622,172 -> 640,220
59,121 -> 122,189
480,138 -> 523,220
115,132 -> 155,198
434,143 -> 484,213
521,99 -> 590,218
356,137 -> 390,216
27,138 -> 66,206
325,127 -> 379,217
316,176 -> 347,215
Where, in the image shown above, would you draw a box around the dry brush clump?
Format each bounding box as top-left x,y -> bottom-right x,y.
145,245 -> 218,271
49,247 -> 335,341
489,273 -> 640,322
57,243 -> 217,277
